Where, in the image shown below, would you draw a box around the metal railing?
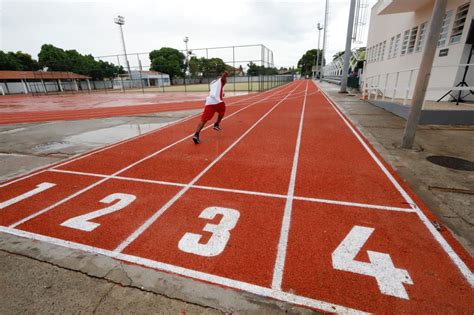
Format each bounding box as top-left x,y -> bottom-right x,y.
362,63 -> 474,104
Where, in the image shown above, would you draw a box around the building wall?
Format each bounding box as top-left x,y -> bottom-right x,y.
364,0 -> 474,101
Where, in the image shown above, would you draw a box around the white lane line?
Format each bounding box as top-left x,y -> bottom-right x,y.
114,83 -> 303,253
0,83 -> 292,189
48,168 -> 414,213
0,226 -> 366,314
294,196 -> 415,212
316,82 -> 474,287
9,82 -> 300,229
272,81 -> 309,290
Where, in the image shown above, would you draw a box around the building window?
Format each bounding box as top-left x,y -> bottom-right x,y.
407,26 -> 418,53
401,29 -> 410,55
450,3 -> 469,44
376,43 -> 381,61
438,11 -> 453,47
388,36 -> 395,59
394,33 -> 401,58
416,22 -> 427,52
381,40 -> 386,60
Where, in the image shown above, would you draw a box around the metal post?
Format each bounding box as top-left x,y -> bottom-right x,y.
392,72 -> 399,101
375,74 -> 380,100
402,0 -> 447,149
183,36 -> 189,93
137,54 -> 144,93
340,0 -> 357,93
382,73 -> 389,101
403,70 -> 413,105
316,23 -> 323,79
233,46 -> 236,94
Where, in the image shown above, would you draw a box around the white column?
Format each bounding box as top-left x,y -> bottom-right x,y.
21,80 -> 28,94
41,79 -> 47,93
87,79 -> 91,91
74,79 -> 79,91
341,0 -> 356,95
58,79 -> 64,92
402,0 -> 447,149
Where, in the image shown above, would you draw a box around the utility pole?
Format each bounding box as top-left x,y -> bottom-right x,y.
183,36 -> 189,92
402,0 -> 447,148
114,15 -> 131,76
321,0 -> 329,78
340,0 -> 357,93
315,22 -> 323,79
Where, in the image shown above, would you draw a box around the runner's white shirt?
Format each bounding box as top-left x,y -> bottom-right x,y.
205,78 -> 225,105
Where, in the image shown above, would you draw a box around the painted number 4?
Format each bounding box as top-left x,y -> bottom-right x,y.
332,226 -> 413,300
178,207 -> 240,257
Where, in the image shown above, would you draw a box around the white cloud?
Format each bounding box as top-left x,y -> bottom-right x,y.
0,0 -> 376,69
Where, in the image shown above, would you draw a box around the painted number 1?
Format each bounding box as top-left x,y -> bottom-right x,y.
0,182 -> 56,209
332,225 -> 413,299
178,207 -> 240,257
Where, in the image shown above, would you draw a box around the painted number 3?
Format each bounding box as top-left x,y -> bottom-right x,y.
178,207 -> 240,257
332,226 -> 413,299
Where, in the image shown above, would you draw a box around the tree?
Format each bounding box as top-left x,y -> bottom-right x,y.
246,62 -> 279,76
201,57 -> 226,77
37,44 -> 122,79
0,51 -> 22,70
149,47 -> 185,80
333,51 -> 345,61
38,44 -> 71,71
188,56 -> 201,78
297,49 -> 325,76
0,51 -> 39,70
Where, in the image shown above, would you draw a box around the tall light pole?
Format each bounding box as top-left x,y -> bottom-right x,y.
315,22 -> 323,79
114,15 -> 131,76
321,0 -> 329,78
183,36 -> 189,75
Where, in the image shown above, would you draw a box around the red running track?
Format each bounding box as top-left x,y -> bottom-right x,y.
0,81 -> 472,313
0,92 -> 247,125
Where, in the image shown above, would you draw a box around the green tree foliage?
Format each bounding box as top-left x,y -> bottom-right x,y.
332,51 -> 345,61
188,56 -> 200,78
246,62 -> 278,76
297,49 -> 324,76
0,51 -> 39,70
201,57 -> 227,77
37,44 -> 122,79
149,47 -> 185,80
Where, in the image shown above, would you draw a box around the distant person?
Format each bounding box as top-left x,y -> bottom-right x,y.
192,71 -> 229,144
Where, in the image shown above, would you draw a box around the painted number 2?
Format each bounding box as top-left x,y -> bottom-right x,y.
332,225 -> 413,299
61,193 -> 136,232
178,207 -> 240,257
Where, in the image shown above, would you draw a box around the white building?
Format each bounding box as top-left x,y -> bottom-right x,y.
363,0 -> 474,103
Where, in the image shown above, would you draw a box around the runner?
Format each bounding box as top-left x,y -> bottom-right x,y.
192,71 -> 229,144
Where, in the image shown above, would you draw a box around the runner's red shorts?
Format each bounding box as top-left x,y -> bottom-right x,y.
201,102 -> 226,122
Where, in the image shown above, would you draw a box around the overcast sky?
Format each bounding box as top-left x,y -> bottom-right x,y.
1,0 -> 376,69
